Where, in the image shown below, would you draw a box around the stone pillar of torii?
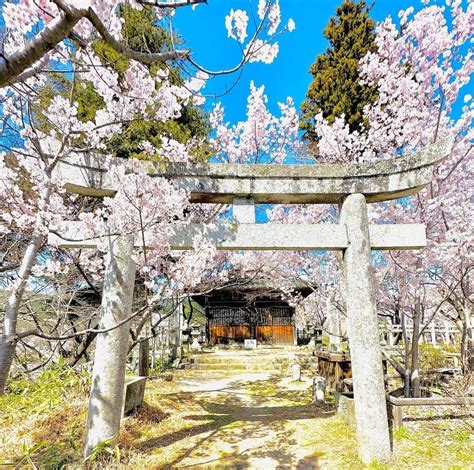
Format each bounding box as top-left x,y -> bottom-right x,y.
49,140 -> 450,462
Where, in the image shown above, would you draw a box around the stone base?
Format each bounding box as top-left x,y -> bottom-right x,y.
334,392 -> 355,424
122,376 -> 147,416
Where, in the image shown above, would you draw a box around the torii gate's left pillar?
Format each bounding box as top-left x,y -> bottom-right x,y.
84,235 -> 136,457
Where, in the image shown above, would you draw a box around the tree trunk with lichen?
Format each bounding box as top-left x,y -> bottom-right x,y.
0,231 -> 46,394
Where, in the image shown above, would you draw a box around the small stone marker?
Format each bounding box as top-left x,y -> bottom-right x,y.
244,339 -> 257,349
334,392 -> 356,423
312,376 -> 326,403
291,363 -> 301,381
122,376 -> 147,416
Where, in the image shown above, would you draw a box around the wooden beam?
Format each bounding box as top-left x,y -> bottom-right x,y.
387,395 -> 474,406
48,222 -> 426,251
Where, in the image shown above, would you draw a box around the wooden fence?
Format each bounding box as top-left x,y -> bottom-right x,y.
385,322 -> 460,346
387,395 -> 474,430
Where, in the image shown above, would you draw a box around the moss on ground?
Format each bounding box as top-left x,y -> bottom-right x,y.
0,367 -> 472,469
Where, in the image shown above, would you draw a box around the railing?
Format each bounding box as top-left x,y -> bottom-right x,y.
384,322 -> 460,346
387,395 -> 474,430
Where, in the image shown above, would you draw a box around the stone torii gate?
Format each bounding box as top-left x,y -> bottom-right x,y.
50,141 -> 448,463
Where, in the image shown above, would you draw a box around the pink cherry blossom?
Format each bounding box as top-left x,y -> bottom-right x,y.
225,9 -> 249,43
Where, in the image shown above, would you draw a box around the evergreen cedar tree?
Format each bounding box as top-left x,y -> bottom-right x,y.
35,5 -> 211,162
300,0 -> 377,153
105,5 -> 211,162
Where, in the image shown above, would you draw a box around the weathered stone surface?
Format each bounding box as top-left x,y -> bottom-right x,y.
233,197 -> 256,223
324,289 -> 345,351
244,339 -> 257,349
312,376 -> 326,403
54,140 -> 451,203
291,363 -> 302,381
84,235 -> 136,458
123,376 -> 147,416
340,194 -> 391,464
49,221 -> 426,251
334,392 -> 355,423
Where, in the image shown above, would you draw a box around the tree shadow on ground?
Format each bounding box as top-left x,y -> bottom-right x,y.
168,373 -> 318,407
133,375 -> 335,469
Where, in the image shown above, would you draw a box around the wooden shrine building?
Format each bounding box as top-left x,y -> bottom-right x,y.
193,281 -> 311,345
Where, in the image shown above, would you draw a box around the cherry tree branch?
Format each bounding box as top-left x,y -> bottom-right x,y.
186,2 -> 274,76
0,7 -> 85,87
137,0 -> 207,7
84,7 -> 189,65
17,303 -> 151,341
0,0 -> 190,88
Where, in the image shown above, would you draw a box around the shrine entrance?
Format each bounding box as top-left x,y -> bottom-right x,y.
193,283 -> 311,345
207,306 -> 293,345
51,139 -> 450,463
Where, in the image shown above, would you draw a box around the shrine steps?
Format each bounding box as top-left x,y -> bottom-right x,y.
189,348 -> 309,373
191,357 -> 290,372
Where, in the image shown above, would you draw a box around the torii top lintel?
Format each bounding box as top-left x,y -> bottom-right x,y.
56,140 -> 450,204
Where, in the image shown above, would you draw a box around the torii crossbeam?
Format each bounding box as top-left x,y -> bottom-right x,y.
51,140 -> 450,463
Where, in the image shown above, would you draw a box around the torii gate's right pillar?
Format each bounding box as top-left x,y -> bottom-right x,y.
340,194 -> 391,463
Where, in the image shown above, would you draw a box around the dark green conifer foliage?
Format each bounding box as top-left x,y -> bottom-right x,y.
300,0 -> 377,150
95,5 -> 211,161
35,5 -> 210,161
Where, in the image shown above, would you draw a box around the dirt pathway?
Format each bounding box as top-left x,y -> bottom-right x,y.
120,354 -> 473,469
122,367 -> 339,469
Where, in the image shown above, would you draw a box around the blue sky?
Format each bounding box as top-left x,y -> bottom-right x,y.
173,0 -> 424,123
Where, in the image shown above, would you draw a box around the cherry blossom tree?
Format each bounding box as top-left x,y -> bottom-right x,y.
0,0 -> 293,87
310,0 -> 473,393
0,0 -> 296,394
209,81 -> 300,164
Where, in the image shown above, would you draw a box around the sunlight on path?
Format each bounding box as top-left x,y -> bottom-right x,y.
120,350 -> 473,469
122,351 -> 340,470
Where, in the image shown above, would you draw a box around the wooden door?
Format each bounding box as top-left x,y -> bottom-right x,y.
256,325 -> 273,343
271,324 -> 294,344
209,325 -> 252,344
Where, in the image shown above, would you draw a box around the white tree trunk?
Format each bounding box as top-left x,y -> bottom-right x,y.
325,290 -> 343,351
340,194 -> 391,464
0,178 -> 54,393
0,231 -> 46,393
84,234 -> 136,458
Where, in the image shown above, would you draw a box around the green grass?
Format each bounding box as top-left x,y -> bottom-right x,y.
0,365 -> 89,468
0,366 -> 473,469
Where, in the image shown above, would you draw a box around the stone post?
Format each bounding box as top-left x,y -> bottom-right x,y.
340,194 -> 391,464
233,197 -> 256,223
312,376 -> 326,403
169,303 -> 183,361
138,339 -> 150,377
84,234 -> 136,458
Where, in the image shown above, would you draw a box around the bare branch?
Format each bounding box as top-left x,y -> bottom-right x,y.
186,1 -> 273,76
138,0 -> 207,8
85,8 -> 189,64
17,304 -> 151,341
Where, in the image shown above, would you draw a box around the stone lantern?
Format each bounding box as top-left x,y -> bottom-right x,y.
190,323 -> 202,352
